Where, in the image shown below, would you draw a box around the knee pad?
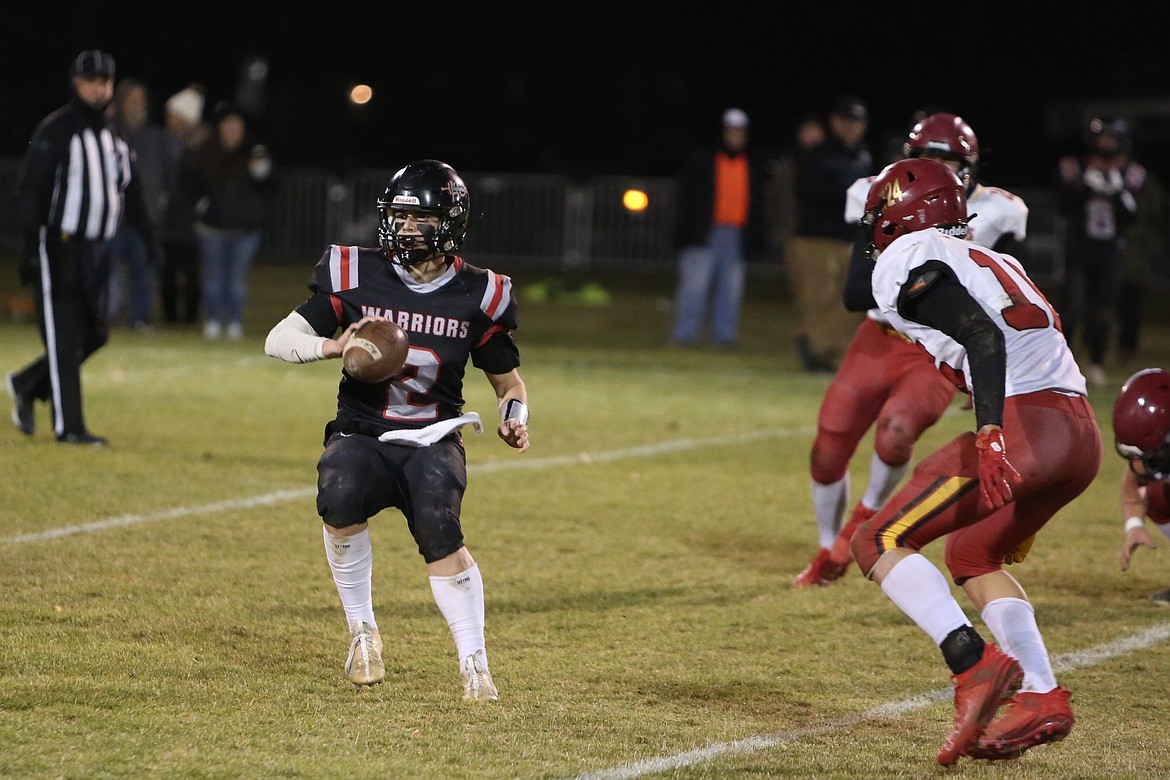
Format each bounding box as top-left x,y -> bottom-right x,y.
411,509 -> 465,564
873,415 -> 917,467
316,443 -> 379,529
850,517 -> 881,576
810,436 -> 852,485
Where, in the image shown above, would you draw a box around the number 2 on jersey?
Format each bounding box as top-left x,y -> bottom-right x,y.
384,346 -> 440,422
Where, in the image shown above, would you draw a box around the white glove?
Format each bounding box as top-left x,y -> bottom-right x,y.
1083,167 -> 1123,195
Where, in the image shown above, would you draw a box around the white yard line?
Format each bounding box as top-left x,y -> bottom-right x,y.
1,426 -> 814,544
572,622 -> 1170,780
5,421 -> 1166,778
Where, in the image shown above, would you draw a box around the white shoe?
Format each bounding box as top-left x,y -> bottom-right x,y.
203,321 -> 222,340
1086,363 -> 1106,387
226,322 -> 244,341
345,622 -> 384,686
461,649 -> 498,701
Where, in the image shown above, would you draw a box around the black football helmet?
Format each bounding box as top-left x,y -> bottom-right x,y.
1086,116 -> 1132,158
377,159 -> 470,266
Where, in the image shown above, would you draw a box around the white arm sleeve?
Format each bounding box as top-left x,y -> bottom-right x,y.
264,311 -> 329,363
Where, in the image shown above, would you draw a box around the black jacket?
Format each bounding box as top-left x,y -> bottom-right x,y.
673,144 -> 768,258
794,134 -> 874,241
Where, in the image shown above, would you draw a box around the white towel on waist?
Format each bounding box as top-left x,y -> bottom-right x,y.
377,412 -> 483,447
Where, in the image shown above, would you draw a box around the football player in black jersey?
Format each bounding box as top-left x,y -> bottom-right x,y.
264,160 -> 529,700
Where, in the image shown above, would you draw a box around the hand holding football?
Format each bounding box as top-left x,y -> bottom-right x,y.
342,319 -> 409,383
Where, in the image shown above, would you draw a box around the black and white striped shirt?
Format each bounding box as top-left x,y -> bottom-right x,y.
17,96 -> 144,243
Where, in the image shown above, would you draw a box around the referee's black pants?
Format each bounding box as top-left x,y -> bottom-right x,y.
10,231 -> 110,438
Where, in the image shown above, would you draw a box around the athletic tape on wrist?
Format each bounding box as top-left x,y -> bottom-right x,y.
1124,516 -> 1144,534
501,399 -> 529,424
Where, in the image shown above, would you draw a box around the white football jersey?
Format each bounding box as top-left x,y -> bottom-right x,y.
966,184 -> 1029,249
845,177 -> 1030,324
844,175 -> 875,224
871,229 -> 1087,398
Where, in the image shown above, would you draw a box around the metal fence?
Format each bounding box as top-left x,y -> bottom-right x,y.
3,156 -> 1167,287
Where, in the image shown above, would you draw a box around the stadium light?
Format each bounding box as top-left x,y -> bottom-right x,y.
622,189 -> 648,212
349,84 -> 373,105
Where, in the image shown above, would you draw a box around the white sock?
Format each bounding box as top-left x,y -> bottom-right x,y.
812,475 -> 849,548
981,597 -> 1057,693
880,553 -> 971,645
430,563 -> 487,666
323,526 -> 376,633
862,451 -> 908,510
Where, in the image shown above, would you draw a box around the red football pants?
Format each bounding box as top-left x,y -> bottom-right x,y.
810,317 -> 956,484
852,391 -> 1101,582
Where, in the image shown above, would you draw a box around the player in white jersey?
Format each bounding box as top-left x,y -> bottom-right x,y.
795,114 -> 1030,587
850,157 -> 1101,766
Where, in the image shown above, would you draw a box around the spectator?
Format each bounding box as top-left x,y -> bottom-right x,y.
852,158 -> 1097,765
1056,116 -> 1143,387
670,107 -> 768,348
1117,170 -> 1163,365
263,159 -> 529,699
191,102 -> 273,340
1113,367 -> 1170,602
789,95 -> 875,373
106,77 -> 170,331
159,84 -> 209,325
766,113 -> 823,273
6,50 -> 158,446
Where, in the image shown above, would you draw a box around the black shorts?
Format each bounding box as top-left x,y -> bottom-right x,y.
316,433 -> 468,562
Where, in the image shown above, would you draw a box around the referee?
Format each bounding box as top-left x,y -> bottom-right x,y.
6,50 -> 158,446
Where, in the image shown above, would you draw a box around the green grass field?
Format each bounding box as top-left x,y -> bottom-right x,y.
1,262 -> 1169,779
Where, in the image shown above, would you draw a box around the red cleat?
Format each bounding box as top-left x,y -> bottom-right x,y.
970,686 -> 1074,760
791,548 -> 848,588
937,644 -> 1023,767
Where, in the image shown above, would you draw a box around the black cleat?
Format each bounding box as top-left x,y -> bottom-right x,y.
57,431 -> 109,447
5,372 -> 34,436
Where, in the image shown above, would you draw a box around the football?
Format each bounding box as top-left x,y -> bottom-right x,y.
342,319 -> 410,383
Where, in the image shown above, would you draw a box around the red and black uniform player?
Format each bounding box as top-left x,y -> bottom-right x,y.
852,158 -> 1099,766
300,245 -> 519,439
264,160 -> 529,701
1114,368 -> 1170,600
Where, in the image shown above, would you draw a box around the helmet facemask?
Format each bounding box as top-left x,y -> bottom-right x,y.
1117,437 -> 1170,482
379,207 -> 448,267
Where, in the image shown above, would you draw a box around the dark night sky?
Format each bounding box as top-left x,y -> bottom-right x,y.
5,2 -> 1170,188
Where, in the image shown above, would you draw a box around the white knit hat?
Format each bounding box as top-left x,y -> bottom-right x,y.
722,107 -> 749,129
166,87 -> 204,124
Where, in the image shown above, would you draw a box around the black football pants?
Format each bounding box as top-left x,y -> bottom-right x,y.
10,230 -> 110,438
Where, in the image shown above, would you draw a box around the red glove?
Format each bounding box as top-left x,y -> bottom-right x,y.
976,428 -> 1022,509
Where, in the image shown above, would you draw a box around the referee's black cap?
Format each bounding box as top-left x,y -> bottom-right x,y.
71,50 -> 116,79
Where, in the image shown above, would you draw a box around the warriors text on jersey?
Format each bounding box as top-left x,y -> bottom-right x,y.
295,245 -> 520,440
871,229 -> 1086,397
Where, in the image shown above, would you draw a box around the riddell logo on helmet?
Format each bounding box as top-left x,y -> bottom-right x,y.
938,224 -> 969,238
393,195 -> 421,206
